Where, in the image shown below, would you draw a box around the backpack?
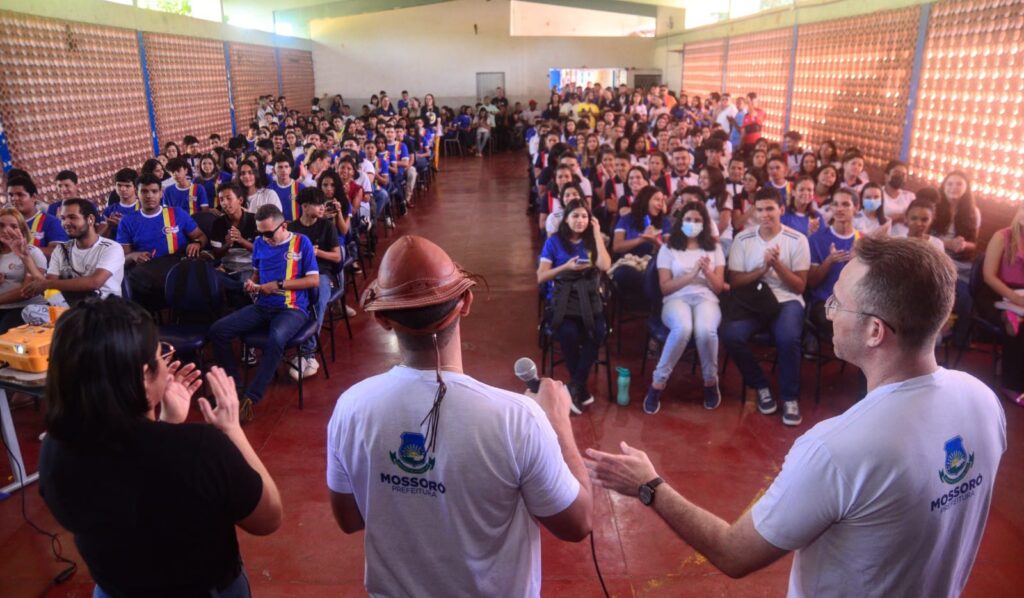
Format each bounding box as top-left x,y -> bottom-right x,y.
550,268 -> 606,339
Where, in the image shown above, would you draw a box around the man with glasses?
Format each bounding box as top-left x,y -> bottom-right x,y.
208,204 -> 319,422
587,236 -> 1005,597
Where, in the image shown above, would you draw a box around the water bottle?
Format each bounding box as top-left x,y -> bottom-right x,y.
616,367 -> 631,406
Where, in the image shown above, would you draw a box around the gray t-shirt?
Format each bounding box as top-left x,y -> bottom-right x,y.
0,246 -> 48,308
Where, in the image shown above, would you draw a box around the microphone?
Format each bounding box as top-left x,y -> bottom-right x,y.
514,357 -> 541,393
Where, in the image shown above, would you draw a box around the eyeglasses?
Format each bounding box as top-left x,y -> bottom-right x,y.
158,341 -> 175,364
825,294 -> 897,334
258,222 -> 284,238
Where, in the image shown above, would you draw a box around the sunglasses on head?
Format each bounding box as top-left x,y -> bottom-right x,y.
259,222 -> 284,238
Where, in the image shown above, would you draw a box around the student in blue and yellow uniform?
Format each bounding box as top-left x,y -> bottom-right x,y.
209,203 -> 320,422
266,153 -> 304,221
104,168 -> 141,237
162,158 -> 210,216
383,125 -> 411,208
8,174 -> 67,258
118,174 -> 206,309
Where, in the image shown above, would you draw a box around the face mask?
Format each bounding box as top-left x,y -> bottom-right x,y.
862,199 -> 881,213
889,175 -> 905,189
682,221 -> 703,237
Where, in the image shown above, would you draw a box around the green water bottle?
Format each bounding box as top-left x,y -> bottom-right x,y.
616,367 -> 631,406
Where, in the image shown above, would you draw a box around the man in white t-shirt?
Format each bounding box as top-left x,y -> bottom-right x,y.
586,236 -> 1005,598
723,187 -> 810,425
22,198 -> 124,306
327,236 -> 592,597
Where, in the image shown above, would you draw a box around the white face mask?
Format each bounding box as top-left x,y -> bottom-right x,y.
682,221 -> 703,237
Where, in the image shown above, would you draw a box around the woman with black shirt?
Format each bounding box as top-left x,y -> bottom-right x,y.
39,297 -> 282,597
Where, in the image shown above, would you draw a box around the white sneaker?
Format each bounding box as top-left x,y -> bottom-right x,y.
782,400 -> 802,426
288,356 -> 304,381
345,305 -> 357,317
302,357 -> 320,378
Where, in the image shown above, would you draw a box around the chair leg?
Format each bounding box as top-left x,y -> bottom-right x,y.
297,355 -> 303,410
640,329 -> 651,377
604,340 -> 613,401
317,337 -> 330,380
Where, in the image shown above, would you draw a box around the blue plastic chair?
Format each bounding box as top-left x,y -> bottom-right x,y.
325,268 -> 352,362
159,259 -> 223,361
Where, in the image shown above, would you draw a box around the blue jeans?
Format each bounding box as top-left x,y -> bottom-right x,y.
721,300 -> 804,403
95,568 -> 250,598
301,274 -> 332,351
552,314 -> 608,388
210,304 -> 308,402
372,188 -> 390,218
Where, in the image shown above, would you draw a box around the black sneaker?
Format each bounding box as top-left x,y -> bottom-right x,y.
703,384 -> 722,410
643,386 -> 662,415
567,383 -> 584,416
782,400 -> 802,426
756,388 -> 777,415
242,347 -> 258,366
579,386 -> 595,406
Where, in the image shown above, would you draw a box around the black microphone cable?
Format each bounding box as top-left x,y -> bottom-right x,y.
0,427 -> 77,595
590,532 -> 609,598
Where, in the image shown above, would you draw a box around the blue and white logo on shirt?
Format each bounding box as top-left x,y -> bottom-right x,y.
939,435 -> 974,485
390,432 -> 435,475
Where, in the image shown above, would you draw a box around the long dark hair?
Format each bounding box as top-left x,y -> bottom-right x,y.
556,199 -> 598,259
630,185 -> 665,230
701,166 -> 727,207
668,201 -> 716,251
932,170 -> 977,242
46,297 -> 160,450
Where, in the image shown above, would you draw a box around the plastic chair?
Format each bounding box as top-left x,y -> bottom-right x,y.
955,256 -> 1008,379
638,258 -> 697,378
158,259 -> 223,366
443,136 -> 462,158
325,269 -> 352,362
241,282 -> 329,410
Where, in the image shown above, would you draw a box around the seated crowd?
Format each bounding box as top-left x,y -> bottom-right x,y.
530,84 -> 1020,425
1,92 -> 445,421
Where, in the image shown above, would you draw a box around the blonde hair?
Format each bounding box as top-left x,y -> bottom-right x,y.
0,207 -> 31,245
1005,205 -> 1024,265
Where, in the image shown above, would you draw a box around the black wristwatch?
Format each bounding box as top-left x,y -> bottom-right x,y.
639,477 -> 664,506
276,280 -> 284,290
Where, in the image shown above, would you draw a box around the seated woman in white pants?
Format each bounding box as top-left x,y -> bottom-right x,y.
643,201 -> 726,415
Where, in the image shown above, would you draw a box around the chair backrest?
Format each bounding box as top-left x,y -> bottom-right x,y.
642,256 -> 663,312
192,211 -> 218,243
163,259 -> 223,318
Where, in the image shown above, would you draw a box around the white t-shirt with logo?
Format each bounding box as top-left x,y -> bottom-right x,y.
728,225 -> 811,305
752,368 -> 1006,598
46,237 -> 125,298
655,244 -> 724,304
0,246 -> 47,308
327,366 -> 580,598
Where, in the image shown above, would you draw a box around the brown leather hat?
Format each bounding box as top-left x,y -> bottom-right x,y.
360,235 -> 476,320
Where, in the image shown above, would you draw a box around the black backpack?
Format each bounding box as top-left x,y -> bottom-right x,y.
550,268 -> 606,339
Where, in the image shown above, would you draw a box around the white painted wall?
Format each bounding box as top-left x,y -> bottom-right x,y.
510,1 -> 654,37
309,0 -> 657,107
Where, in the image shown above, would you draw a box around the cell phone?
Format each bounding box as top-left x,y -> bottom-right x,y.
577,257 -> 590,264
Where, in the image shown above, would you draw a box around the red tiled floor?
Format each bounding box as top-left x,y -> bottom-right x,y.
0,152 -> 1021,596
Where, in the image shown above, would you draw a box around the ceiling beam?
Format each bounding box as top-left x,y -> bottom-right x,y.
523,0 -> 659,18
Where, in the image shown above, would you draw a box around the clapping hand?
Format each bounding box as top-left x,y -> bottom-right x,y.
159,359 -> 202,424
808,216 -> 821,236
197,367 -> 242,432
825,242 -> 853,265
763,245 -> 781,269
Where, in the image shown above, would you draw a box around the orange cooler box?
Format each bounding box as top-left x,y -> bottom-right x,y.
0,325 -> 53,373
